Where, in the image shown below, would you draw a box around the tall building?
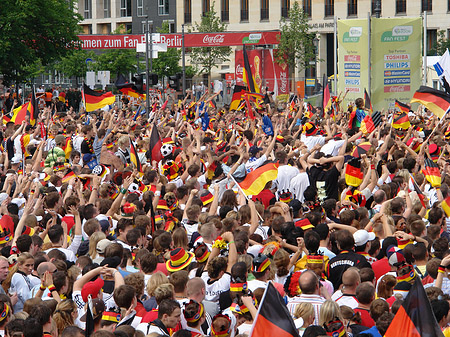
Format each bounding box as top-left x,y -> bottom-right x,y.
131,0 -> 177,34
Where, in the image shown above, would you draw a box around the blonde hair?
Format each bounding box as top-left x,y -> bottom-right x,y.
89,231 -> 106,260
319,300 -> 344,326
294,302 -> 314,320
172,228 -> 189,251
53,299 -> 77,335
118,135 -> 130,148
273,249 -> 290,277
3,252 -> 33,292
146,271 -> 169,296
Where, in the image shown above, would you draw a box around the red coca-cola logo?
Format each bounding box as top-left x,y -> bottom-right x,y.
203,34 -> 225,44
279,72 -> 287,93
236,64 -> 243,75
344,55 -> 360,62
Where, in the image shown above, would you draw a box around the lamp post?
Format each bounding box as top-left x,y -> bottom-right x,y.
313,36 -> 319,94
182,24 -> 186,97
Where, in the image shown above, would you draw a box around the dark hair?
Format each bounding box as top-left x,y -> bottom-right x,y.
356,283 -> 375,305
16,235 -> 32,253
61,326 -> 84,337
29,304 -> 52,326
412,242 -> 427,261
48,225 -> 64,244
376,312 -> 395,336
207,257 -> 227,279
304,231 -> 320,254
431,299 -> 450,323
158,299 -> 180,319
303,325 -> 327,337
336,229 -> 355,251
23,318 -> 43,337
114,285 -> 136,309
5,318 -> 24,337
140,253 -> 157,274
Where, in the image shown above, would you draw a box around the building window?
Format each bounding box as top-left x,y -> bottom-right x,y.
159,0 -> 169,15
348,0 -> 357,16
241,0 -> 249,21
164,20 -> 176,33
325,0 -> 334,16
427,29 -> 437,54
422,0 -> 432,11
281,0 -> 290,18
137,0 -> 144,16
396,0 -> 406,14
221,0 -> 229,22
261,0 -> 269,20
371,0 -> 381,15
84,0 -> 92,19
203,0 -> 210,16
303,0 -> 311,17
104,0 -> 110,18
120,0 -> 131,17
184,0 -> 192,23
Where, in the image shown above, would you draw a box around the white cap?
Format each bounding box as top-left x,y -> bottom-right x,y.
11,157 -> 21,165
353,229 -> 376,246
0,193 -> 9,205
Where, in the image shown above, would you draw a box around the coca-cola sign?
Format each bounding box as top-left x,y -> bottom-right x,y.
202,34 -> 225,45
236,64 -> 244,75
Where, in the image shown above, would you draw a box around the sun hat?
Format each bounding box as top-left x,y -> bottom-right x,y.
166,247 -> 195,272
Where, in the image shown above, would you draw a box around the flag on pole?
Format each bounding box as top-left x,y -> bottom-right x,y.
322,74 -> 331,116
244,93 -> 255,120
85,296 -> 95,337
364,89 -> 373,114
130,140 -> 143,173
242,46 -> 260,93
29,86 -> 39,126
423,158 -> 441,187
160,99 -> 169,111
83,84 -> 115,112
250,282 -> 299,337
410,176 -> 426,208
371,110 -> 382,128
395,100 -> 410,114
411,86 -> 450,119
149,125 -> 163,163
11,103 -> 29,125
384,278 -> 443,337
433,48 -> 450,94
238,163 -> 279,196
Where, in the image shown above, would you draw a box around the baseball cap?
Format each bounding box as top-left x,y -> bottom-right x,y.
387,246 -> 405,266
81,277 -> 104,303
353,230 -> 376,247
96,239 -> 112,255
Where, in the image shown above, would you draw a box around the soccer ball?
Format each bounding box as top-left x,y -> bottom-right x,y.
161,144 -> 173,157
128,183 -> 139,193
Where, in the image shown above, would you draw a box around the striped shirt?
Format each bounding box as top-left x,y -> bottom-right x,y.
287,294 -> 325,325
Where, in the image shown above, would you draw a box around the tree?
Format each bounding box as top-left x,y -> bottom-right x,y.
276,2 -> 317,91
429,30 -> 450,56
55,49 -> 96,85
153,22 -> 182,81
0,0 -> 82,84
188,3 -> 231,84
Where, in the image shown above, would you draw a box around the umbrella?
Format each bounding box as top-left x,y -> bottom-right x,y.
351,141 -> 372,158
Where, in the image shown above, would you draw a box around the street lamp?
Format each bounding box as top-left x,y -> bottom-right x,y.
313,36 -> 319,94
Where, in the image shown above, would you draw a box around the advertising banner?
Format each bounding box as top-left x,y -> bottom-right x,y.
337,20 -> 369,109
78,31 -> 280,49
371,18 -> 422,110
235,49 -> 289,98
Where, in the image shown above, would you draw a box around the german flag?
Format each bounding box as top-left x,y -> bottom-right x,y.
384,278 -> 443,337
322,74 -> 331,116
62,170 -> 76,184
129,140 -> 143,173
208,100 -> 216,109
345,159 -> 363,187
206,161 -> 217,180
242,46 -> 260,93
395,100 -> 410,114
149,124 -> 163,163
411,85 -> 450,119
29,86 -> 39,126
441,198 -> 450,220
82,84 -> 115,112
364,89 -> 373,114
230,85 -> 246,111
423,158 -> 441,187
238,163 -> 279,196
249,282 -> 298,337
160,99 -> 169,111
244,93 -> 255,120
360,115 -> 375,134
392,112 -> 411,129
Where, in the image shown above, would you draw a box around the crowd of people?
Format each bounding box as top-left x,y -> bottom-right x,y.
0,84 -> 448,337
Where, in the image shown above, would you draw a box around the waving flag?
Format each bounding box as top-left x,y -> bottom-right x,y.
11,103 -> 29,125
263,115 -> 274,136
433,49 -> 450,94
360,115 -> 375,134
322,74 -> 331,116
392,112 -> 411,129
442,197 -> 450,218
83,84 -> 115,112
250,282 -> 299,337
395,100 -> 410,114
238,163 -> 279,196
411,86 -> 450,119
410,176 -> 426,208
423,158 -> 441,187
230,85 -> 246,111
385,278 -> 443,337
29,86 -> 39,126
364,89 -> 373,114
149,125 -> 163,163
244,93 -> 255,120
345,159 -> 363,187
130,140 -> 143,173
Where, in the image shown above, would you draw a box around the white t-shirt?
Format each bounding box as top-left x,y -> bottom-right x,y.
247,279 -> 268,292
290,171 -> 310,202
300,134 -> 326,151
201,271 -> 231,302
321,139 -> 345,156
245,154 -> 267,173
272,165 -> 299,197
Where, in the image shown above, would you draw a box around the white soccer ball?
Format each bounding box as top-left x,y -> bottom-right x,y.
161,143 -> 173,157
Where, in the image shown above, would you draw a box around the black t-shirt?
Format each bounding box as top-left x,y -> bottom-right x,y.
308,165 -> 340,200
327,250 -> 371,289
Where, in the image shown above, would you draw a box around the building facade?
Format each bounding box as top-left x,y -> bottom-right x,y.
131,0 -> 177,34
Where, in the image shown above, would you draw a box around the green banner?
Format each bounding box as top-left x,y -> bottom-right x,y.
371,18 -> 422,110
337,20 -> 369,109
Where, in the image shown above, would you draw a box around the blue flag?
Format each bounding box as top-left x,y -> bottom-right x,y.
202,111 -> 209,131
262,115 -> 274,136
133,106 -> 142,121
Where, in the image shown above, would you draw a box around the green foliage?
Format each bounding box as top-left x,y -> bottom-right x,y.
0,0 -> 82,84
429,30 -> 450,56
55,49 -> 96,79
276,2 -> 316,74
188,2 -> 231,77
185,66 -> 197,79
153,22 -> 182,78
93,49 -> 137,75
